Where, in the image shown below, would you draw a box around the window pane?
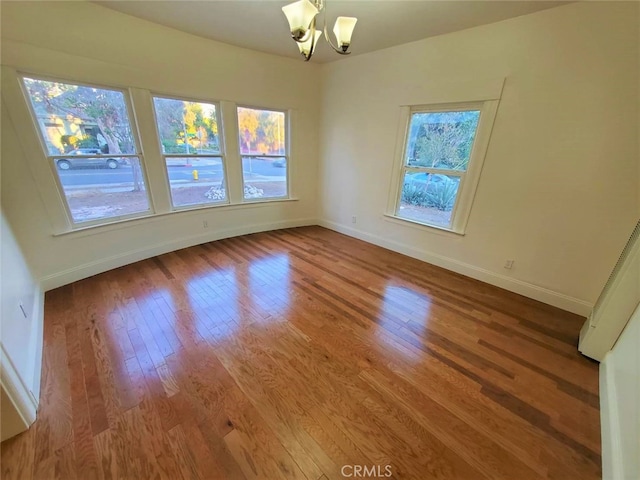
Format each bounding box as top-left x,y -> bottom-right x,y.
397,172 -> 461,228
165,157 -> 227,207
242,156 -> 287,199
56,157 -> 150,223
237,107 -> 286,155
153,97 -> 220,155
22,77 -> 136,156
405,110 -> 480,170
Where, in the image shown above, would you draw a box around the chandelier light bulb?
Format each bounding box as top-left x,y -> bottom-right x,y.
333,16 -> 357,52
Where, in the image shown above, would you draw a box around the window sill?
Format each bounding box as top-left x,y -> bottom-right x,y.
241,195 -> 290,204
53,197 -> 300,238
383,214 -> 465,237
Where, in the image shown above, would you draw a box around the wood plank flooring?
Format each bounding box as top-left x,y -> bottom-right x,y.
1,226 -> 601,479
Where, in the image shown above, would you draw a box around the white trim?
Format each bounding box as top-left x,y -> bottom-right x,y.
1,283 -> 44,416
2,66 -> 69,232
27,287 -> 45,402
0,343 -> 38,431
19,73 -> 155,219
397,77 -> 505,106
318,219 -> 593,316
4,66 -> 300,235
387,99 -> 501,234
149,93 -> 229,209
51,197 -> 300,238
386,105 -> 411,217
0,285 -> 44,441
578,232 -> 640,361
383,213 -> 464,237
452,100 -> 500,234
221,101 -> 244,204
40,218 -> 316,291
600,353 -> 623,480
129,87 -> 173,215
237,105 -> 291,201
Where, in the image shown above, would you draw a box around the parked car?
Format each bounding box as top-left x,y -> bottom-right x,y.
272,158 -> 286,168
56,148 -> 125,170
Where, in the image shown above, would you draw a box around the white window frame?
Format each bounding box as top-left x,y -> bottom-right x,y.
3,65 -> 300,235
18,73 -> 154,228
387,100 -> 499,235
236,105 -> 290,202
150,93 -> 228,210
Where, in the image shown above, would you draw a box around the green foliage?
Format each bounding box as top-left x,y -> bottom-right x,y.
238,107 -> 285,155
23,78 -> 134,155
425,181 -> 458,211
77,136 -> 100,149
59,135 -> 76,151
401,179 -> 457,211
24,78 -> 144,188
153,98 -> 219,155
401,183 -> 429,206
407,111 -> 480,171
161,140 -> 187,154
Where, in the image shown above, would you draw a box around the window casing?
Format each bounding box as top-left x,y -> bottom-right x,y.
236,106 -> 289,201
7,68 -> 297,233
20,75 -> 153,226
388,101 -> 499,234
151,95 -> 227,209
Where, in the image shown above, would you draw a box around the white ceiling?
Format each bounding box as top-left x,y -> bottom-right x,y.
96,1 -> 567,63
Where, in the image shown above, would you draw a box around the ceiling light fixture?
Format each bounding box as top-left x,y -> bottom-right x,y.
282,0 -> 357,61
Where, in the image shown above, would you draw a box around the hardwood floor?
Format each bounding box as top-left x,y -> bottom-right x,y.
1,226 -> 601,479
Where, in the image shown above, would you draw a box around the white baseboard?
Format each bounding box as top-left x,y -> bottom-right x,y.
600,354 -> 621,480
40,217 -> 593,315
41,218 -> 316,291
318,219 -> 593,316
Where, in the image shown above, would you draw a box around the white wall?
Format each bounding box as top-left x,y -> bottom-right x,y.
600,302 -> 640,480
0,211 -> 40,391
0,1 -> 321,288
319,2 -> 639,315
3,2 -> 637,313
0,210 -> 43,438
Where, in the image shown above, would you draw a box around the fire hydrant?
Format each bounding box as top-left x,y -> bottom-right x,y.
192,170 -> 199,181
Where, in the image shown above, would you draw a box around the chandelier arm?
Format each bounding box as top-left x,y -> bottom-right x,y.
321,2 -> 351,55
301,19 -> 317,61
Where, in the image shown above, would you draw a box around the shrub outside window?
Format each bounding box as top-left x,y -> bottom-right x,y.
21,76 -> 151,224
152,96 -> 226,208
237,106 -> 288,200
391,102 -> 497,233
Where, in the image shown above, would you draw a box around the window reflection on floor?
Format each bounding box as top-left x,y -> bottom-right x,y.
377,285 -> 432,362
248,255 -> 291,317
185,267 -> 241,342
179,254 -> 292,342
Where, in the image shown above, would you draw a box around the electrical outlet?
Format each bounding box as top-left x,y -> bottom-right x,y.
504,259 -> 514,270
19,303 -> 27,319
203,220 -> 209,229
351,215 -> 357,224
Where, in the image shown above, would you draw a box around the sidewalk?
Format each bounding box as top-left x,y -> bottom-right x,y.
62,175 -> 285,193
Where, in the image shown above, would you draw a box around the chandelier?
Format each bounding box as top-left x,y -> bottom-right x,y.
282,0 -> 357,61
